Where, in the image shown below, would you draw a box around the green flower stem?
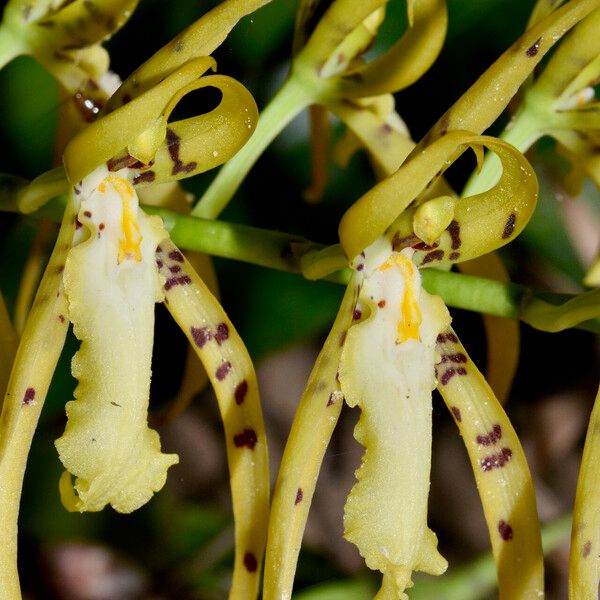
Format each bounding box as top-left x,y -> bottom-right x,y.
192,74 -> 313,219
411,513 -> 572,600
2,196 -> 600,332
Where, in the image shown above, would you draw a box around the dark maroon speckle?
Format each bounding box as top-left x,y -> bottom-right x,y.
480,447 -> 512,471
214,322 -> 229,345
295,488 -> 304,505
422,249 -> 445,264
498,520 -> 513,541
133,171 -> 156,185
23,387 -> 35,405
476,424 -> 502,446
234,380 -> 248,405
164,275 -> 192,291
353,309 -> 362,321
450,406 -> 462,422
583,540 -> 592,558
502,213 -> 516,239
234,429 -> 258,450
216,361 -> 232,381
243,551 -> 258,572
526,37 -> 542,57
191,326 -> 211,348
447,220 -> 461,250
168,250 -> 184,263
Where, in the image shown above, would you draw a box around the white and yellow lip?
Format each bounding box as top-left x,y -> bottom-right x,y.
339,243 -> 450,597
56,168 -> 178,514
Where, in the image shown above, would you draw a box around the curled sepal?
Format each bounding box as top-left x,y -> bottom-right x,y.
298,0 -> 446,101
105,0 -> 272,109
134,74 -> 258,187
435,328 -> 543,599
338,0 -> 447,99
264,278 -> 358,600
64,59 -> 258,188
155,239 -> 268,600
339,132 -> 537,261
56,170 -> 178,513
338,241 -> 451,598
569,383 -> 600,598
63,57 -> 214,184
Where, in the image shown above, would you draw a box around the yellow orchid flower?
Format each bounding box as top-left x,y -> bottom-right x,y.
265,131 -> 543,598
0,19 -> 271,597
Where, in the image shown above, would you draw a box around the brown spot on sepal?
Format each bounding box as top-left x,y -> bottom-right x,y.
166,128 -> 197,175
439,366 -> 467,385
502,213 -> 516,239
450,406 -> 462,422
22,387 -> 36,405
164,275 -> 192,291
295,488 -> 304,505
421,249 -> 445,264
526,37 -> 542,57
216,361 -> 232,381
234,380 -> 248,405
447,220 -> 461,250
498,520 -> 513,541
133,171 -> 156,185
476,424 -> 502,446
234,429 -> 258,450
480,447 -> 512,471
214,323 -> 229,345
243,551 -> 258,572
437,332 -> 458,344
583,540 -> 592,558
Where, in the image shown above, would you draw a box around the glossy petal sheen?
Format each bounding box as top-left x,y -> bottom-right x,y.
56,169 -> 178,513
339,242 -> 451,597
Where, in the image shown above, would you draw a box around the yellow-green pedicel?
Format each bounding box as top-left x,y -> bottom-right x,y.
56,167 -> 178,513
339,241 -> 451,598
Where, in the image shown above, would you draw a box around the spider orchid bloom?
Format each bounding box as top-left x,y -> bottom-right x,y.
194,0 -> 447,218
0,50 -> 269,600
265,131 -> 544,599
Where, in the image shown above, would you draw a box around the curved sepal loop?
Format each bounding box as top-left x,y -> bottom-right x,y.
436,328 -> 544,599
63,57 -> 215,183
339,132 -> 537,261
134,74 -> 259,186
155,239 -> 269,600
339,0 -> 447,99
